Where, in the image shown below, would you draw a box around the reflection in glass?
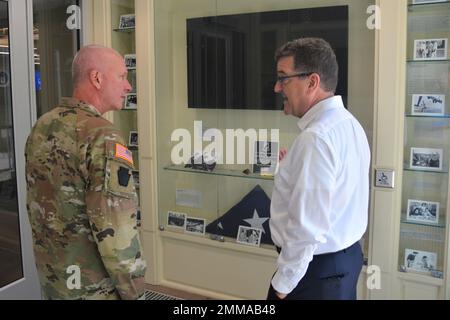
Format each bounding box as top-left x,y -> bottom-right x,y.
33,0 -> 81,117
0,0 -> 23,288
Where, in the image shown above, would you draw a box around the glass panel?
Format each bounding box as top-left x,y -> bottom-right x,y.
154,0 -> 375,259
110,0 -> 139,219
33,0 -> 81,118
400,1 -> 450,278
0,0 -> 23,288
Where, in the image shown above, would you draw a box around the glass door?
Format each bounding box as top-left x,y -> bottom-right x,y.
0,0 -> 40,299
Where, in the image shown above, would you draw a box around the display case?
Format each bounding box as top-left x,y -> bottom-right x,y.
399,0 -> 450,297
110,0 -> 140,220
152,0 -> 375,299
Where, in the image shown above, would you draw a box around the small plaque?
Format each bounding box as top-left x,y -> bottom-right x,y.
375,169 -> 395,188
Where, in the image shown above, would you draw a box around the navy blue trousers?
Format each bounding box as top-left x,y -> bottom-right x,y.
267,241 -> 363,300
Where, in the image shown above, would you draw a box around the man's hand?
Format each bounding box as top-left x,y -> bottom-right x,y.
279,148 -> 288,162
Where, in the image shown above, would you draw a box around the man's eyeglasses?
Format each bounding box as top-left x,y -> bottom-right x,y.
276,72 -> 313,85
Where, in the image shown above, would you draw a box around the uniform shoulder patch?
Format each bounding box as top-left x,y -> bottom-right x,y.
115,143 -> 134,166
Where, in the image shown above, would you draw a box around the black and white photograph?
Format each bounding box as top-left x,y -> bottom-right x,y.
412,0 -> 446,4
167,211 -> 186,229
236,225 -> 262,247
118,14 -> 135,29
405,248 -> 437,273
124,54 -> 136,70
407,199 -> 439,224
128,130 -> 138,147
411,94 -> 445,116
124,93 -> 137,110
185,217 -> 206,235
252,141 -> 279,176
410,147 -> 442,171
414,38 -> 447,61
132,170 -> 139,188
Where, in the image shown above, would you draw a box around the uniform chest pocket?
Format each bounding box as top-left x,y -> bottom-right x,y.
104,158 -> 136,199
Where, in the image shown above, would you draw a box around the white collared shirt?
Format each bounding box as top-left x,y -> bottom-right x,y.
270,96 -> 370,294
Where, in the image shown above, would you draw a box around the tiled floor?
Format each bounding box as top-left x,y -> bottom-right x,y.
144,284 -> 211,300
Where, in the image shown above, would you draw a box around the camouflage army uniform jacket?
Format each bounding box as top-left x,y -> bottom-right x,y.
25,98 -> 146,300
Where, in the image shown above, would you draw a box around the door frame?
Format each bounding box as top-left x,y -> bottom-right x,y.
0,0 -> 40,299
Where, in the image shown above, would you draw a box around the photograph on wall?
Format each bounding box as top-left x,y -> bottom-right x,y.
128,131 -> 138,147
252,141 -> 279,176
410,147 -> 442,171
405,248 -> 437,273
236,225 -> 262,247
167,211 -> 187,229
185,217 -> 206,235
124,54 -> 136,69
412,0 -> 446,4
407,199 -> 439,224
118,14 -> 135,29
414,38 -> 447,61
411,94 -> 445,116
132,170 -> 139,188
124,93 -> 137,110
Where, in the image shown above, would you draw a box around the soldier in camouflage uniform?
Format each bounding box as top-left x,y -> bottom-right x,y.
25,45 -> 146,300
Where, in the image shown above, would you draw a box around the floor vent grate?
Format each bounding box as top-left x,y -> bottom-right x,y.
144,289 -> 183,300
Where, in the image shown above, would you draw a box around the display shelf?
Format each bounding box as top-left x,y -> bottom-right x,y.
113,27 -> 135,32
408,0 -> 450,11
163,165 -> 274,181
405,114 -> 450,119
401,213 -> 446,228
407,59 -> 450,64
403,166 -> 449,174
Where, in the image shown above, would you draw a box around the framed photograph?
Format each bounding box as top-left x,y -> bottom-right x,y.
131,170 -> 139,188
410,147 -> 442,171
252,141 -> 279,176
124,54 -> 136,70
407,199 -> 439,224
128,131 -> 138,147
185,217 -> 206,235
414,38 -> 447,61
123,93 -> 137,110
118,14 -> 135,29
405,248 -> 437,273
236,225 -> 262,247
412,0 -> 446,4
411,94 -> 445,116
167,211 -> 186,229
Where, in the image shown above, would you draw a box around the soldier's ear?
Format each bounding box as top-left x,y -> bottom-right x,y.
90,70 -> 103,90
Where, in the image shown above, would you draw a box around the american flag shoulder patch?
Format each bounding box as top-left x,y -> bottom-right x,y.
115,143 -> 134,165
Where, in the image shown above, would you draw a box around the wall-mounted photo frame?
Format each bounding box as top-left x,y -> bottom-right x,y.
411,94 -> 445,116
236,225 -> 262,247
124,54 -> 136,70
167,211 -> 187,229
185,217 -> 206,236
410,147 -> 442,171
118,14 -> 135,29
405,248 -> 437,274
124,93 -> 137,110
407,199 -> 439,224
414,38 -> 447,61
128,131 -> 138,147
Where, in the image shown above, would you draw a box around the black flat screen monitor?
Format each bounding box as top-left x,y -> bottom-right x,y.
187,5 -> 348,110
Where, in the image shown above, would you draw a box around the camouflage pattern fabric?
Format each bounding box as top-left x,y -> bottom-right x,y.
25,97 -> 146,300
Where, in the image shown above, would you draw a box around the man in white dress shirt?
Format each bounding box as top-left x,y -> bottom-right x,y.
267,38 -> 370,300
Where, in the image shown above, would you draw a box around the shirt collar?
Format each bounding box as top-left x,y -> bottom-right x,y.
297,95 -> 344,131
60,97 -> 102,116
